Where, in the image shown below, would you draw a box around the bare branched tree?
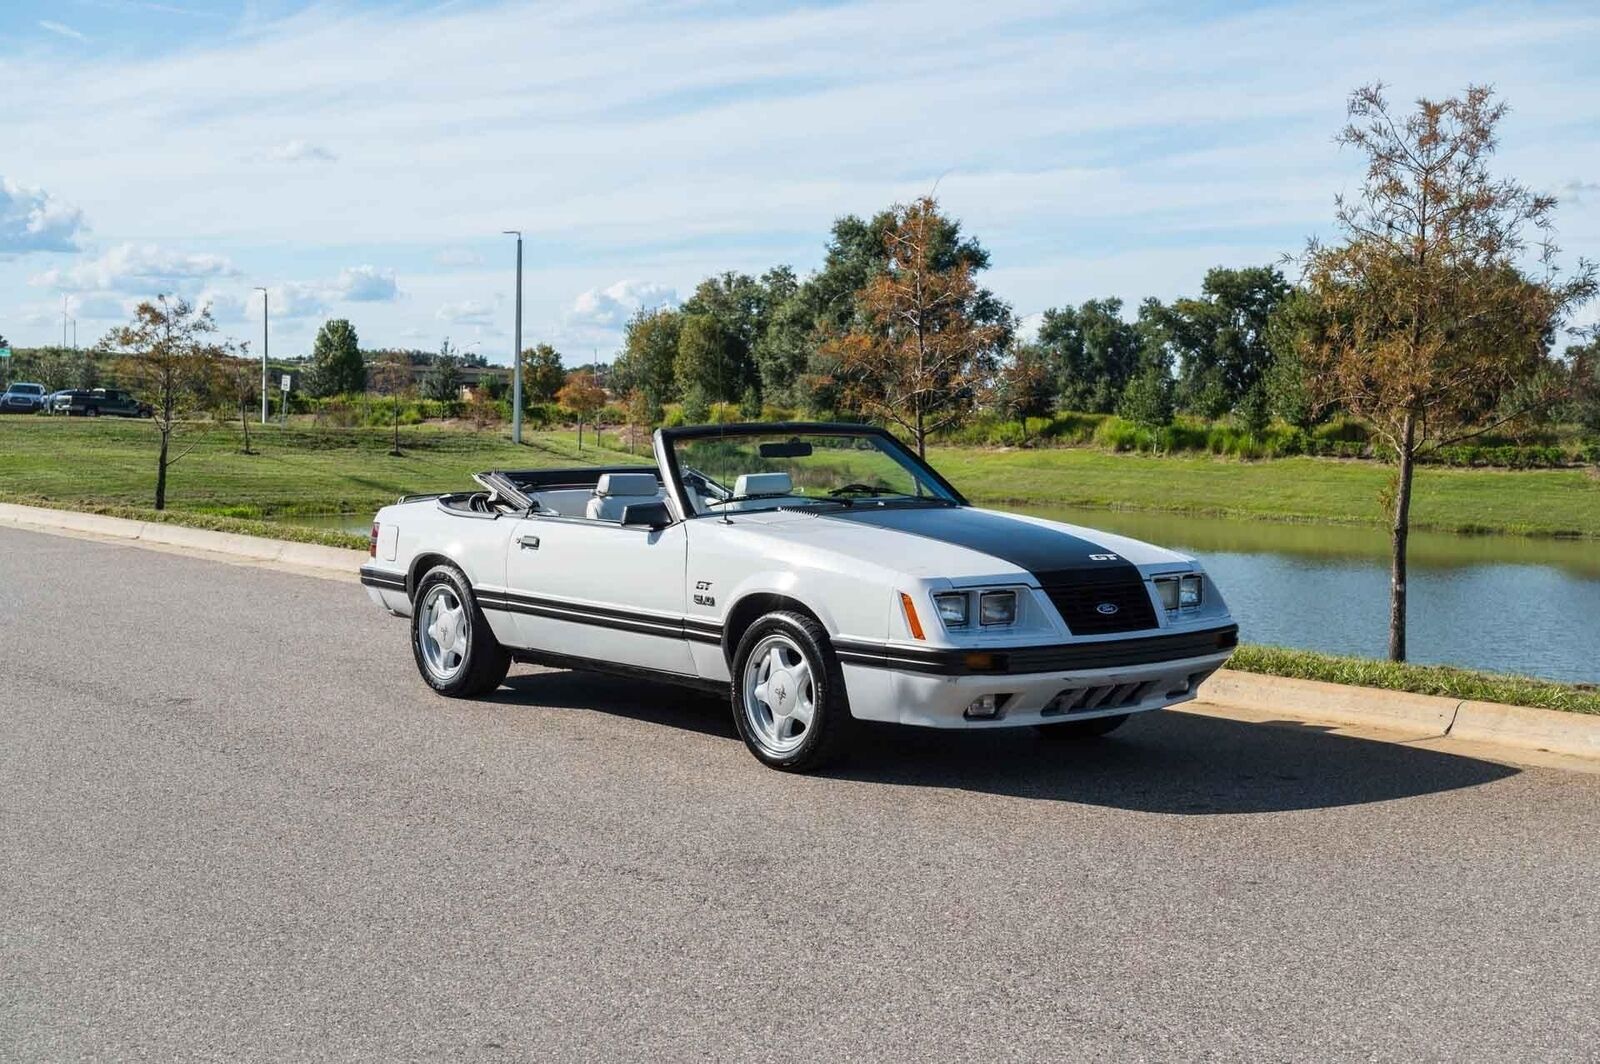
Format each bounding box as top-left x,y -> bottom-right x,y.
1296,84 -> 1596,660
370,352 -> 414,457
102,295 -> 232,510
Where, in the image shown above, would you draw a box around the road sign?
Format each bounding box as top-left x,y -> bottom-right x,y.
279,373 -> 291,392
0,346 -> 12,359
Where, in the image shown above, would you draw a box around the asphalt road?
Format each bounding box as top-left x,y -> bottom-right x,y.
2,526 -> 1598,1063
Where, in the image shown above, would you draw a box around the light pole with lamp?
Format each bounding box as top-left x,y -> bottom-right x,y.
254,287 -> 269,424
503,230 -> 523,444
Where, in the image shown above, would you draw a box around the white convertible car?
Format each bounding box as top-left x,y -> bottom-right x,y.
361,422 -> 1237,770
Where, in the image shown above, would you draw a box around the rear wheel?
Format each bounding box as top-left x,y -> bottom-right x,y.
731,611 -> 852,772
85,407 -> 100,418
411,564 -> 510,697
1036,713 -> 1130,740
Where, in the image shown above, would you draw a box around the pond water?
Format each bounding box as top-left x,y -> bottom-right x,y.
1022,506 -> 1600,685
280,506 -> 1600,684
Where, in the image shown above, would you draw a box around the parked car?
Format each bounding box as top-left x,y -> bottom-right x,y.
361,422 -> 1238,772
0,382 -> 48,413
69,388 -> 153,418
46,389 -> 91,414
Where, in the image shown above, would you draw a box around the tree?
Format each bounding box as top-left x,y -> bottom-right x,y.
1295,84 -> 1596,660
624,387 -> 662,454
674,313 -> 733,402
822,196 -> 1012,456
611,309 -> 680,407
1117,362 -> 1174,431
1037,298 -> 1141,412
556,369 -> 606,450
103,295 -> 230,510
370,352 -> 413,456
521,343 -> 566,403
1161,266 -> 1291,413
425,342 -> 463,401
994,344 -> 1053,442
221,354 -> 259,455
309,319 -> 364,396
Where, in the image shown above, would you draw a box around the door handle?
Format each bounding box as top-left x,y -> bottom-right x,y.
519,535 -> 540,550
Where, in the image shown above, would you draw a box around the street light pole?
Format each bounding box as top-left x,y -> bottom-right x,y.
254,287 -> 269,424
503,230 -> 523,444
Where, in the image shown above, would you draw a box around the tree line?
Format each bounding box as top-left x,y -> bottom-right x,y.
15,82 -> 1597,665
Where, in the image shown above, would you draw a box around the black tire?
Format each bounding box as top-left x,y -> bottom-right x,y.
1036,713 -> 1130,740
730,611 -> 853,772
85,407 -> 100,418
410,563 -> 510,697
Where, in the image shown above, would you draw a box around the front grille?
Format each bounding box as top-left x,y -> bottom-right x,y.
1037,567 -> 1159,635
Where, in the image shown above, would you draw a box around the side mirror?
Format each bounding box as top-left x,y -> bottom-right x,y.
620,500 -> 672,530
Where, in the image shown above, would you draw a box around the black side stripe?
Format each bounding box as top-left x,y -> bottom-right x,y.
473,587 -> 724,645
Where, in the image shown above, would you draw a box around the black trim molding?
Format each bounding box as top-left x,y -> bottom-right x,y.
832,625 -> 1238,676
359,567 -> 407,592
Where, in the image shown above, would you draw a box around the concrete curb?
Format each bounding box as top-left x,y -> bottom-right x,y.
0,502 -> 367,578
4,500 -> 1596,765
1196,669 -> 1600,762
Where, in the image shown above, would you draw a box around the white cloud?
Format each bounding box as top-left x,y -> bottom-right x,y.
331,264 -> 398,302
2,0 -> 1598,347
32,242 -> 236,292
436,298 -> 497,325
0,177 -> 88,254
435,247 -> 483,268
565,279 -> 677,331
263,139 -> 337,164
38,20 -> 88,42
1561,179 -> 1600,206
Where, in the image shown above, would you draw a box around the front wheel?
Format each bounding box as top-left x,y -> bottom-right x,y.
411,564 -> 510,697
1036,713 -> 1130,741
731,611 -> 853,772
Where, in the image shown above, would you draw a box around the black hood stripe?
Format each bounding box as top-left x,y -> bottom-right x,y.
816,506 -> 1125,578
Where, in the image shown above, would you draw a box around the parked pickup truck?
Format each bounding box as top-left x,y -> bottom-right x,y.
63,388 -> 154,418
360,422 -> 1238,771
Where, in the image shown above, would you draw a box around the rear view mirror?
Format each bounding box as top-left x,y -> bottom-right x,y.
620,500 -> 672,530
759,439 -> 813,458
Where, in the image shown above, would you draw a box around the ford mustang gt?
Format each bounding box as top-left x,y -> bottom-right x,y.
360,422 -> 1237,771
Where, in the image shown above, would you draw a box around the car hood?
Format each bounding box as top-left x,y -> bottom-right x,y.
727,504 -> 1194,582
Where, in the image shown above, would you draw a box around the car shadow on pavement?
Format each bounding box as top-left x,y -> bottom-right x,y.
495,670 -> 736,737
495,671 -> 1518,815
833,711 -> 1520,814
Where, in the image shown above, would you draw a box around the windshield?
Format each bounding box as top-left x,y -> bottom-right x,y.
668,430 -> 959,516
9,384 -> 44,396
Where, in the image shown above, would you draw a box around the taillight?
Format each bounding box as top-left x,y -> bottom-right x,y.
369,521 -> 380,557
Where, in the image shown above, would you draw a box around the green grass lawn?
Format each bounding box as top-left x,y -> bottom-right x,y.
932,445 -> 1600,537
0,418 -> 636,518
3,417 -> 1598,538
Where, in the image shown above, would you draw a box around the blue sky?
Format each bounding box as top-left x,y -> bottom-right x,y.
2,0 -> 1598,362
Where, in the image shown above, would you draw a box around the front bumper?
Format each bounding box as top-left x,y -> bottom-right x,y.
835,624 -> 1237,728
866,650 -> 1232,728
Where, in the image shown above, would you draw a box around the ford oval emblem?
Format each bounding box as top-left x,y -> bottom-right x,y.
1095,602 -> 1120,616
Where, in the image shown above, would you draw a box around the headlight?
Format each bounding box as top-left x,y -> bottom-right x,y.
979,590 -> 1017,626
1156,573 -> 1204,611
1155,577 -> 1180,611
933,591 -> 969,627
